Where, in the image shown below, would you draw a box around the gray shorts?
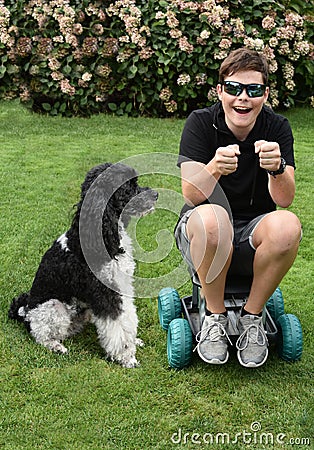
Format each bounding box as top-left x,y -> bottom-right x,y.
174,208 -> 269,284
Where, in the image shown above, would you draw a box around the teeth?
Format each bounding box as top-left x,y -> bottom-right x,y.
234,106 -> 251,113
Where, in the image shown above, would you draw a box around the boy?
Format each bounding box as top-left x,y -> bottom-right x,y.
175,48 -> 302,368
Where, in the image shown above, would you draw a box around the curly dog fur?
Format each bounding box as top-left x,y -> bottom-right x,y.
9,162 -> 158,368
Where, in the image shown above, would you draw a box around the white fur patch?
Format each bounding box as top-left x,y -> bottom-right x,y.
57,233 -> 69,252
25,299 -> 73,353
92,296 -> 139,368
97,224 -> 136,298
92,224 -> 141,367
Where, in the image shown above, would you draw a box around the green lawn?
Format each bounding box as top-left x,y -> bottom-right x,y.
0,101 -> 313,449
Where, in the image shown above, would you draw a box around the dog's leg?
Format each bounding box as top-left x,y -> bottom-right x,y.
25,299 -> 73,354
92,297 -> 140,368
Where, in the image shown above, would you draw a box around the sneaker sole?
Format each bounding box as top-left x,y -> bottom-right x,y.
197,349 -> 229,365
237,348 -> 268,368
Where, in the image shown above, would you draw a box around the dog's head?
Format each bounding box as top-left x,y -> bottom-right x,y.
77,163 -> 158,261
81,162 -> 158,219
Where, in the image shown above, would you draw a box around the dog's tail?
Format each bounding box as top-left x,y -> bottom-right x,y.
8,293 -> 30,322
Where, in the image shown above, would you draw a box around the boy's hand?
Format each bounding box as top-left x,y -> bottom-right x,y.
255,140 -> 281,172
214,144 -> 240,175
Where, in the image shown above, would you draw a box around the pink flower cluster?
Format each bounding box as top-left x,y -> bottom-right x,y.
177,73 -> 191,86
285,12 -> 303,27
159,87 -> 172,101
276,26 -> 297,40
178,36 -> 194,53
262,15 -> 276,31
16,37 -> 32,57
60,78 -> 75,96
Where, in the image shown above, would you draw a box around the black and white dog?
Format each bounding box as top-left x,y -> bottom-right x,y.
9,163 -> 158,368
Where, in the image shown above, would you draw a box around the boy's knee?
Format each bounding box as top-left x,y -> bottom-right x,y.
186,207 -> 233,263
273,211 -> 301,243
254,210 -> 301,252
187,204 -> 232,239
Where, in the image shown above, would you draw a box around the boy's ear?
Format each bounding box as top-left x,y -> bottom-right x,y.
216,83 -> 223,101
263,86 -> 270,103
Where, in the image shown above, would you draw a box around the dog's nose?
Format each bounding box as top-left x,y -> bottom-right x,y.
153,190 -> 158,200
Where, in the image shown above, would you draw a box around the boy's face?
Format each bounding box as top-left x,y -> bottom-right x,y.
216,70 -> 269,141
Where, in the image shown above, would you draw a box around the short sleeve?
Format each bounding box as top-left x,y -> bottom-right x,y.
178,109 -> 216,167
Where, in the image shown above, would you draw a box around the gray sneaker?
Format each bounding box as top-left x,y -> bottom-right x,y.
194,314 -> 231,364
236,314 -> 268,368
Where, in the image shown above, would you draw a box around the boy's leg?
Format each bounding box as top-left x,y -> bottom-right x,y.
236,210 -> 301,367
246,210 -> 301,314
176,204 -> 233,364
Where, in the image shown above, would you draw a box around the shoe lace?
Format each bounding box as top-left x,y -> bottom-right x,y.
194,321 -> 232,353
236,323 -> 267,351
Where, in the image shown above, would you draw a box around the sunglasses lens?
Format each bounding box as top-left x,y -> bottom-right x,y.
247,84 -> 265,98
223,82 -> 242,96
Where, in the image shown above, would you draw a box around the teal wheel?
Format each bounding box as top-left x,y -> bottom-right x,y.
158,288 -> 182,331
266,287 -> 285,323
167,318 -> 193,369
277,314 -> 303,362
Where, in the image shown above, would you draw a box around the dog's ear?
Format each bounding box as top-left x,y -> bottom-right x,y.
79,213 -> 122,265
101,202 -> 122,258
78,163 -> 139,266
79,175 -> 122,267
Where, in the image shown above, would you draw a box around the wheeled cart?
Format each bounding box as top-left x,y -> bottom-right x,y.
158,280 -> 303,369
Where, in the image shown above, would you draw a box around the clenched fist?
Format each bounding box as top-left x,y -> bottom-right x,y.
214,144 -> 241,175
255,140 -> 281,172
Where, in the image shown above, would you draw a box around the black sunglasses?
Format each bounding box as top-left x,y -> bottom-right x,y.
222,81 -> 266,98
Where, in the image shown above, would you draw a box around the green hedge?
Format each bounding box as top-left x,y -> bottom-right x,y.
0,0 -> 313,117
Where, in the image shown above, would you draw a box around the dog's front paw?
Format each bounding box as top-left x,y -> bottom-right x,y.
45,340 -> 68,354
135,338 -> 144,348
56,343 -> 68,354
112,348 -> 140,368
121,356 -> 140,369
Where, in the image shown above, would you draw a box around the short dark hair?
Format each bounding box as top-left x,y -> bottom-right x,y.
219,48 -> 269,85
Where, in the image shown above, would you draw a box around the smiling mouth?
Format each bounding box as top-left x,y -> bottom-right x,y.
233,107 -> 252,114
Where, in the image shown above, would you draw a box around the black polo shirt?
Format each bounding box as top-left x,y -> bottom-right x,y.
178,103 -> 295,221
